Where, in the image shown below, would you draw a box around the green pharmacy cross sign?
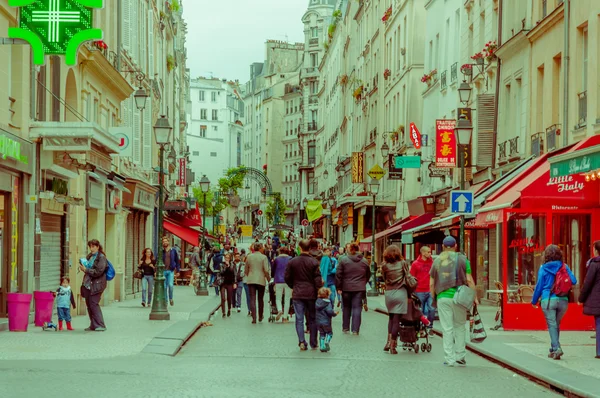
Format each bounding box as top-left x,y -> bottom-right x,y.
8,0 -> 103,65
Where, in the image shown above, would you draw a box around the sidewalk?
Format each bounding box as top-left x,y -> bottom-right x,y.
369,295 -> 599,398
0,286 -> 220,361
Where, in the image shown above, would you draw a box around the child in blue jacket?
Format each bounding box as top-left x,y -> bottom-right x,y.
316,287 -> 338,352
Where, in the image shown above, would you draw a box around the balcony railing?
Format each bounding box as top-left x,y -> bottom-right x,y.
440,71 -> 447,90
531,133 -> 544,157
309,38 -> 319,46
285,84 -> 301,94
450,62 -> 457,83
578,91 -> 587,126
498,136 -> 520,161
307,121 -> 317,131
545,124 -> 560,152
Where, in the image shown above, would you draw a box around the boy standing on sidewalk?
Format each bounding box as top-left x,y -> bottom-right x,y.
316,287 -> 338,352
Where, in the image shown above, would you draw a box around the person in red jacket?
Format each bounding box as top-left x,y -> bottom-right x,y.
411,246 -> 434,333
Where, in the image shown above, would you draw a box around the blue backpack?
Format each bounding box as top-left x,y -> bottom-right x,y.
105,260 -> 116,281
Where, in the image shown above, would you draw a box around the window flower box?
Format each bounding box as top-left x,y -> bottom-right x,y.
460,63 -> 472,75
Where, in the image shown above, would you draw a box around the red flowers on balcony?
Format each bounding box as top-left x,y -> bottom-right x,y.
382,6 -> 392,22
93,40 -> 108,50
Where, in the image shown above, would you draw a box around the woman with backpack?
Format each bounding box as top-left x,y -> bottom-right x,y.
531,244 -> 577,360
78,239 -> 108,331
578,240 -> 600,359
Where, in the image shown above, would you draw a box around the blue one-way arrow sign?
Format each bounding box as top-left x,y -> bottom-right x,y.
450,190 -> 474,215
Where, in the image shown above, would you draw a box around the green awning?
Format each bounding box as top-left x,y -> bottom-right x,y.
549,144 -> 600,177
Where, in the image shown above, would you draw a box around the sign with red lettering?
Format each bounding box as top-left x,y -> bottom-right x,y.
409,122 -> 422,149
177,158 -> 187,186
435,120 -> 456,168
509,238 -> 544,254
520,170 -> 599,210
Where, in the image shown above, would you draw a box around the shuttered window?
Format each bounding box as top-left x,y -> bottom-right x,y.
122,0 -> 131,51
142,97 -> 152,169
148,9 -> 154,76
476,94 -> 495,168
133,104 -> 141,164
51,56 -> 61,121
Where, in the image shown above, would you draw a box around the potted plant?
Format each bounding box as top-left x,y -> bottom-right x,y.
353,85 -> 363,102
484,40 -> 497,62
340,74 -> 348,86
262,164 -> 268,174
383,68 -> 391,80
170,0 -> 180,12
93,40 -> 108,50
328,24 -> 336,40
460,63 -> 472,75
471,52 -> 484,65
382,6 -> 392,22
166,54 -> 176,72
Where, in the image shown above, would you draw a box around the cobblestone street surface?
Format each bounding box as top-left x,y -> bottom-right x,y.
1,290 -> 556,398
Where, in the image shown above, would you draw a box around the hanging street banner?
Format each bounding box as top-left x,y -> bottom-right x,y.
177,158 -> 187,186
306,200 -> 323,222
8,0 -> 104,65
435,119 -> 457,168
409,122 -> 422,149
394,155 -> 421,169
351,152 -> 364,183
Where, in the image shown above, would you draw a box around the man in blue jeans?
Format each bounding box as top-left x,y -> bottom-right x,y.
285,239 -> 323,350
162,237 -> 180,306
411,246 -> 434,332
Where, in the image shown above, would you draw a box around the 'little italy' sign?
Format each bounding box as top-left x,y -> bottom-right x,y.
8,0 -> 103,65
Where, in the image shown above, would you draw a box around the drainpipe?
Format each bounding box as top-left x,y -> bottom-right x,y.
562,0 -> 570,147
116,0 -> 122,72
492,0 -> 503,170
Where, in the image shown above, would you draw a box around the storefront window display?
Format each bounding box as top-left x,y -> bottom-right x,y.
506,212 -> 546,291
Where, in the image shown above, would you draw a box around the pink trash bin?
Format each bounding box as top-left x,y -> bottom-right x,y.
34,291 -> 55,327
7,293 -> 33,332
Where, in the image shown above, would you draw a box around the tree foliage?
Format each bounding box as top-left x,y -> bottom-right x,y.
191,166 -> 247,217
266,193 -> 287,226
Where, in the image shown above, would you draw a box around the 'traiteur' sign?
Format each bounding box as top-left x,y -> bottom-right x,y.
8,0 -> 104,65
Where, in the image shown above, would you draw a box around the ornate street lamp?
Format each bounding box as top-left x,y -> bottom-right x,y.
323,169 -> 329,179
327,195 -> 336,243
150,115 -> 172,321
367,177 -> 380,297
454,113 -> 473,254
195,175 -> 210,296
134,87 -> 148,111
381,142 -> 390,158
458,81 -> 473,105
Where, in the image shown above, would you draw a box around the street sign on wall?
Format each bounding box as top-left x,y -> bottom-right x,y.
9,0 -> 104,65
450,190 -> 474,215
435,119 -> 457,167
388,154 -> 403,180
394,155 -> 421,169
368,164 -> 386,180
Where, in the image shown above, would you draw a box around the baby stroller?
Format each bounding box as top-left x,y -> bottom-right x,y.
268,281 -> 293,322
398,294 -> 432,354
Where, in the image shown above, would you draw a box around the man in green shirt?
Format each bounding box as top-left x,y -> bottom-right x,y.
430,236 -> 478,367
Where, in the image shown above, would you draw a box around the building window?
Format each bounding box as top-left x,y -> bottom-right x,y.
210,152 -> 217,157
213,126 -> 218,131
212,110 -> 218,120
200,126 -> 207,138
200,109 -> 207,120
307,140 -> 316,165
311,27 -> 318,38
308,171 -> 315,194
199,91 -> 205,101
211,91 -> 217,102
310,52 -> 318,67
192,151 -> 199,156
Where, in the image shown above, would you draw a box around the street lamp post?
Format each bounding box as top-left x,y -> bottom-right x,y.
367,178 -> 380,297
328,195 -> 335,243
195,175 -> 211,296
455,114 -> 473,254
149,115 -> 173,321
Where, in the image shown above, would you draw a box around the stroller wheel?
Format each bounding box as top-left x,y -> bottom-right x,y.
413,343 -> 419,353
427,343 -> 432,352
421,343 -> 427,352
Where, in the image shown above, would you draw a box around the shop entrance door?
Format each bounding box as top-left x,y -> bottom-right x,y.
551,212 -> 591,303
0,193 -> 9,317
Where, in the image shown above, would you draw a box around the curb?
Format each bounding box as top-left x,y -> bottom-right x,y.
373,305 -> 596,398
142,301 -> 221,357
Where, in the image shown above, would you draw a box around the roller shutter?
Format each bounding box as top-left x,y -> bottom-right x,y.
125,213 -> 135,295
39,213 -> 63,292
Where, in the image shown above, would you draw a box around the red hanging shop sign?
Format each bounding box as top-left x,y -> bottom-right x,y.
409,122 -> 422,149
435,119 -> 456,167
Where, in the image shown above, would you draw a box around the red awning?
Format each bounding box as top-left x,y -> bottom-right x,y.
478,135 -> 600,221
359,213 -> 435,248
163,220 -> 217,246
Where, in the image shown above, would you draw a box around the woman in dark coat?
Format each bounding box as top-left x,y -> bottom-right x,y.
220,253 -> 237,318
78,239 -> 108,331
381,245 -> 411,355
579,240 -> 600,359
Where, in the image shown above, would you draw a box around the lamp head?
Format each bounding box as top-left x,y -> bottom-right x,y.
133,87 -> 148,111
199,175 -> 210,193
154,115 -> 173,145
458,81 -> 472,105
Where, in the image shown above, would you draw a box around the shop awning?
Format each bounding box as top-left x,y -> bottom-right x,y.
477,134 -> 600,223
549,144 -> 600,177
402,214 -> 456,237
163,220 -> 217,246
359,213 -> 436,248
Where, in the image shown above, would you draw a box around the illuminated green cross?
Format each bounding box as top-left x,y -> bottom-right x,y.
8,0 -> 103,65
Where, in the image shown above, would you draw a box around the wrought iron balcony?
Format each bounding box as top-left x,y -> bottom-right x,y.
545,124 -> 560,152
309,38 -> 319,46
578,91 -> 587,127
450,62 -> 458,83
440,71 -> 447,90
531,132 -> 544,157
307,121 -> 317,131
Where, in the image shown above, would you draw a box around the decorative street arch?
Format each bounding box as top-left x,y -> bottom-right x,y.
231,167 -> 274,197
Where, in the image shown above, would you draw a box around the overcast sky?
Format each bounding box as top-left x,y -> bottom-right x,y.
183,0 -> 307,83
